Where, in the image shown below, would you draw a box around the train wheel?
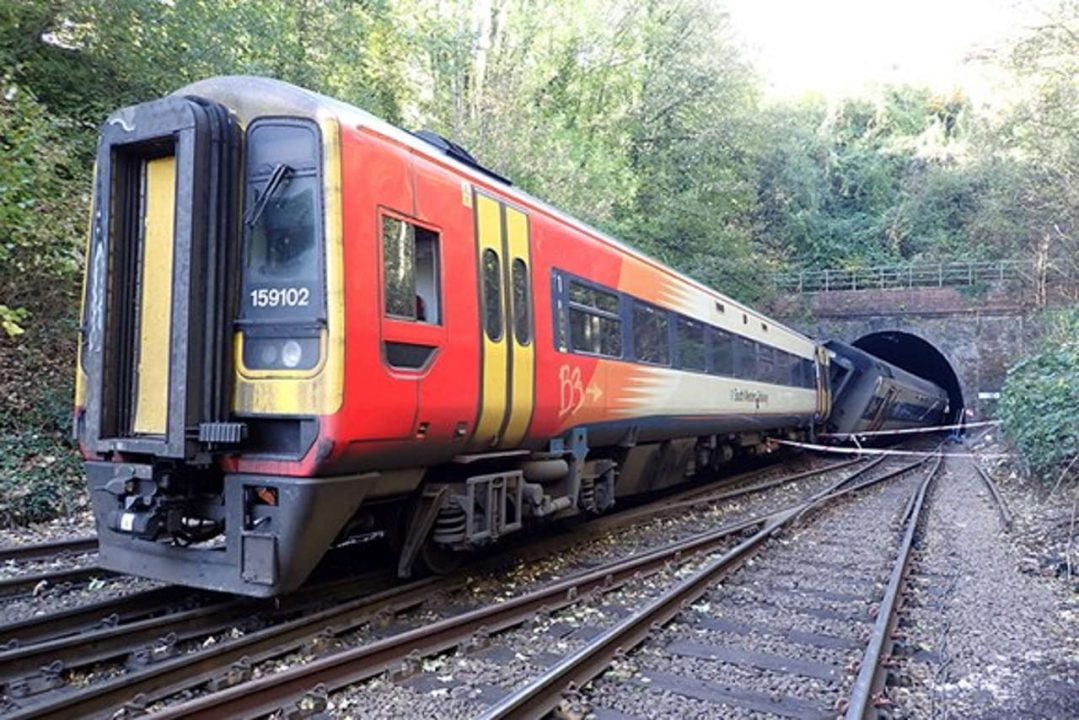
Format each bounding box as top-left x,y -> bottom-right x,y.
418,538 -> 464,575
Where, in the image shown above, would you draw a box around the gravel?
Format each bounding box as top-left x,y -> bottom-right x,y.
579,459 -> 925,719
0,572 -> 161,626
313,458 -> 916,718
891,447 -> 1078,719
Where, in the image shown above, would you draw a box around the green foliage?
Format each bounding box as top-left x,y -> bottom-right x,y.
0,0 -> 1075,521
0,77 -> 88,311
0,317 -> 84,525
998,308 -> 1079,476
0,305 -> 28,337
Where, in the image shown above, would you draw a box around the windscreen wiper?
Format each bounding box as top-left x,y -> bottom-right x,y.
244,163 -> 293,228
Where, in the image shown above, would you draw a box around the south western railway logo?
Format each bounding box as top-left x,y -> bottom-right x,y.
730,388 -> 769,405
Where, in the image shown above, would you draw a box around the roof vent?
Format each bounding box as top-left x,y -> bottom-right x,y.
411,129 -> 512,185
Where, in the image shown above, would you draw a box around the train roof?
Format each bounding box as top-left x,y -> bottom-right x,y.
166,75 -> 811,349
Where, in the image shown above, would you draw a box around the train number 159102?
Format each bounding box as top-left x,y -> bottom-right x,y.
249,287 -> 310,308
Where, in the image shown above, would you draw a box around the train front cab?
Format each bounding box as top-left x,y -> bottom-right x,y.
74,92 -> 363,596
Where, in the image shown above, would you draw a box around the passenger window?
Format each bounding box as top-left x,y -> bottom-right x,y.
734,336 -> 756,379
709,328 -> 734,376
757,345 -> 776,384
862,394 -> 885,420
786,353 -> 802,387
382,216 -> 441,324
567,280 -> 622,357
676,317 -> 706,372
570,282 -> 620,314
511,259 -> 531,345
803,358 -> 817,388
633,301 -> 670,366
482,248 -> 503,341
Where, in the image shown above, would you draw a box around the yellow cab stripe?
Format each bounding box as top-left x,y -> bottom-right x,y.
500,206 -> 534,447
231,117 -> 345,416
133,156 -> 176,435
471,193 -> 509,448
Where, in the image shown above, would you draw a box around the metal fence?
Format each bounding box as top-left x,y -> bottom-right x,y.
774,260 -> 1034,294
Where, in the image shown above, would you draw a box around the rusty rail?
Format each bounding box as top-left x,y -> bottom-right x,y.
0,565 -> 119,601
844,451 -> 942,718
973,463 -> 1013,531
480,456 -> 924,719
1,455 -> 859,719
0,536 -> 97,563
138,459 -> 887,720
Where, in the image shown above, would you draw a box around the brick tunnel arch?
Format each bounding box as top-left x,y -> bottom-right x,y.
853,331 -> 965,423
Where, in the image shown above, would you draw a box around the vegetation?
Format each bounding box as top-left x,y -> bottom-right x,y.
999,308 -> 1079,477
0,0 -> 1075,520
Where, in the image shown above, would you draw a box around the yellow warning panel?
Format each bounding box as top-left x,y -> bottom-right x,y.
133,156 -> 176,435
500,206 -> 534,447
470,193 -> 509,449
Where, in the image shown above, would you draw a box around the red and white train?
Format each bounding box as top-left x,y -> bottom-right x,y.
74,77 -> 943,596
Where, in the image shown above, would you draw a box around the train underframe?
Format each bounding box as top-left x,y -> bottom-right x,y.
87,424 -> 808,597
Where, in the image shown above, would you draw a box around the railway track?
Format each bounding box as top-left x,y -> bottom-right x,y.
0,565 -> 118,602
476,453 -> 942,719
973,462 -> 1013,531
0,455 -> 849,643
124,456 -> 910,719
0,453 -> 862,718
0,536 -> 97,564
129,452 -> 934,720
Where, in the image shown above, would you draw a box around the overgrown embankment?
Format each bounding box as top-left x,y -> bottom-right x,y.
0,79 -> 89,526
998,308 -> 1079,480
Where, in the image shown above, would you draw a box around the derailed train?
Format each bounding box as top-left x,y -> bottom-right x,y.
74,77 -> 950,597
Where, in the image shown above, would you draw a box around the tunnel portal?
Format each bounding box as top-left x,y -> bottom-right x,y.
853,330 -> 965,422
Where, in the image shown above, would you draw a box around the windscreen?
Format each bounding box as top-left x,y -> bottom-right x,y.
241,119 -> 324,322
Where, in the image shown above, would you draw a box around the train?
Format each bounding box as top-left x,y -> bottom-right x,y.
73,76 -> 948,597
824,341 -> 950,436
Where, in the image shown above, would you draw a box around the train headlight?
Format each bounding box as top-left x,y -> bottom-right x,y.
258,342 -> 279,366
281,340 -> 303,368
242,334 -> 320,372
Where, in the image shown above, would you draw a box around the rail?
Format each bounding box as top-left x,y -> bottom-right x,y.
773,259 -> 1073,294
1,457 -> 861,719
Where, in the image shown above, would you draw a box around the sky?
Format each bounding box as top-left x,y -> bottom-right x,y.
724,0 -> 1058,101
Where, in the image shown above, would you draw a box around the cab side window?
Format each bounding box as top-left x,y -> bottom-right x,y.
382,215 -> 441,324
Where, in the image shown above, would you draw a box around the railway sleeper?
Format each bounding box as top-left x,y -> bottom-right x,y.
6,661 -> 65,701
126,632 -> 179,669
207,658 -> 253,692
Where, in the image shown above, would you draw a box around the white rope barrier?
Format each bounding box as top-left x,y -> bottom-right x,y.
769,437 -> 1015,459
818,419 -> 999,439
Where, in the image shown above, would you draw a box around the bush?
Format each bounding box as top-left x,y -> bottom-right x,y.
0,76 -> 88,525
998,308 -> 1079,476
0,338 -> 85,526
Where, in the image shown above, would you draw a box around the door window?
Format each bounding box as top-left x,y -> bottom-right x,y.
482,248 -> 503,341
511,258 -> 531,345
382,216 -> 441,324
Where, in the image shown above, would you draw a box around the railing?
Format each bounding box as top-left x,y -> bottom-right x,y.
774,260 -> 1033,294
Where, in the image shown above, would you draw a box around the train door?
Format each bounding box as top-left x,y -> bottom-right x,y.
469,192 -> 535,449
